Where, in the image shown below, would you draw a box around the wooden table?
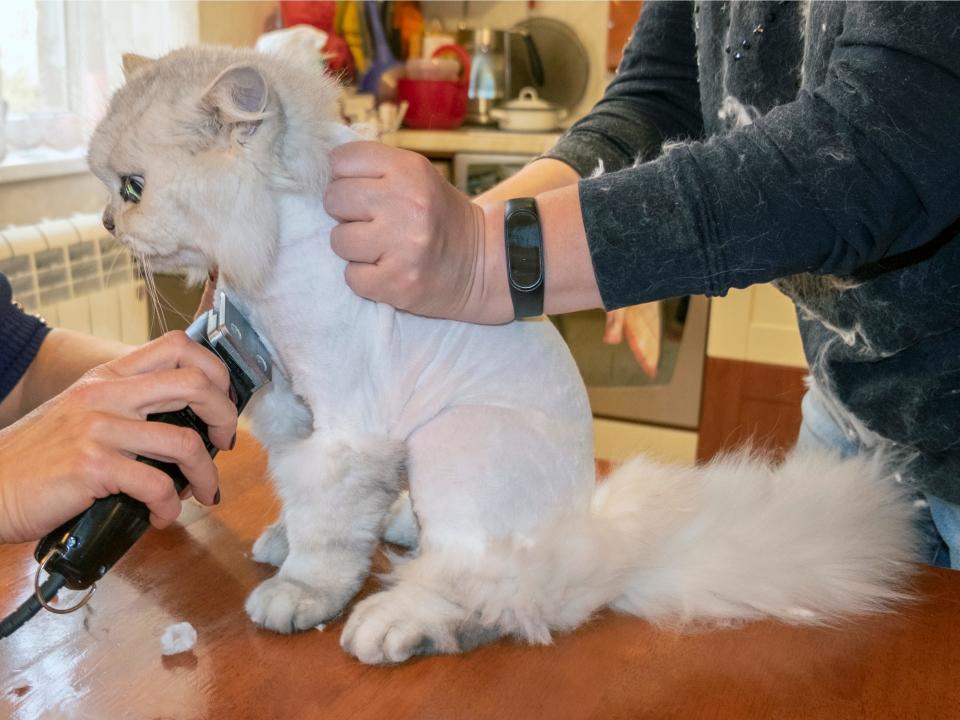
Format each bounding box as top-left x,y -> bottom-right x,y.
2,434 -> 959,720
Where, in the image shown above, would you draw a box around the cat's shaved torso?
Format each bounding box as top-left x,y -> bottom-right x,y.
226,166 -> 594,546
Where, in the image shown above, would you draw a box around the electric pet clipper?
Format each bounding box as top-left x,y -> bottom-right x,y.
0,292 -> 271,637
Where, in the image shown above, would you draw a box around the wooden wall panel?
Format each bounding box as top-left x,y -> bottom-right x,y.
697,357 -> 808,462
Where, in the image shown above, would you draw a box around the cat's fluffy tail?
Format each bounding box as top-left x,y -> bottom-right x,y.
415,449 -> 920,644
596,449 -> 919,626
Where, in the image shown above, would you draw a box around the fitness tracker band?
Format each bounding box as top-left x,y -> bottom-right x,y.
504,197 -> 545,319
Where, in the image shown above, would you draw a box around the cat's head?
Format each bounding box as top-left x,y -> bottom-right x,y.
88,46 -> 340,293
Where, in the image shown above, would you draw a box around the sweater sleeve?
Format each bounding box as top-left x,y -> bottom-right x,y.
543,0 -> 704,177
580,1 -> 960,309
0,272 -> 50,404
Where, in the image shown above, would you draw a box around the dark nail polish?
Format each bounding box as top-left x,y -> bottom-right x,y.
213,489 -> 221,505
230,433 -> 237,450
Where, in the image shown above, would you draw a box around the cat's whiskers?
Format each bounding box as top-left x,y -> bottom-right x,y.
102,244 -> 124,281
145,267 -> 191,328
137,253 -> 169,336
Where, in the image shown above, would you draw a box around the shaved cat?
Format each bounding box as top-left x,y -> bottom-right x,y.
87,46 -> 916,664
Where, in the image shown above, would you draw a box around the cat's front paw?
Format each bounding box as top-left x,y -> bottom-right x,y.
340,588 -> 460,664
251,522 -> 288,567
245,576 -> 342,633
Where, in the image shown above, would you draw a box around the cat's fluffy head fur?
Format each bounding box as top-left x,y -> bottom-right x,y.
88,46 -> 341,293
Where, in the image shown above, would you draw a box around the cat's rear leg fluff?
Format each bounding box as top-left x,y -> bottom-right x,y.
341,404 -> 594,663
246,433 -> 405,633
252,520 -> 288,567
382,491 -> 418,548
341,555 -> 500,664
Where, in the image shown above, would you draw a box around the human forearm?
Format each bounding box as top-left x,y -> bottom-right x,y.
0,332 -> 235,542
4,329 -> 130,425
474,158 -> 581,205
474,159 -> 602,318
473,159 -> 603,319
478,184 -> 602,320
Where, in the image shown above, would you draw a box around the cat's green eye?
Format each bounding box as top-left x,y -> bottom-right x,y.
120,175 -> 144,204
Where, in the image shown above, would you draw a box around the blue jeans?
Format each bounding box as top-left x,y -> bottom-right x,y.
797,384 -> 959,569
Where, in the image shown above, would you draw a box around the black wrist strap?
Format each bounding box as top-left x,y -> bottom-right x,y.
504,198 -> 545,319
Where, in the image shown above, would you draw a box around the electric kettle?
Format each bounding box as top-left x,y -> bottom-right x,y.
455,26 -> 543,126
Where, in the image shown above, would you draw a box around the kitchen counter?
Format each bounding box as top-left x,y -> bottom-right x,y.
381,127 -> 562,156
2,433 -> 959,719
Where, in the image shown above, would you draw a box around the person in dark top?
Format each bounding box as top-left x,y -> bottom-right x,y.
0,272 -> 236,544
323,1 -> 960,567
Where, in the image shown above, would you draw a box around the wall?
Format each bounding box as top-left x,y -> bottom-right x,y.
0,171 -> 105,228
198,1 -> 277,46
699,284 -> 808,461
707,284 -> 807,368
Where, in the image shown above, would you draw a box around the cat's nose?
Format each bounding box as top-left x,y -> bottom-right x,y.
102,209 -> 115,234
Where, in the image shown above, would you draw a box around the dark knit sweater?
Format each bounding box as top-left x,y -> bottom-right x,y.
0,273 -> 49,404
546,1 -> 960,502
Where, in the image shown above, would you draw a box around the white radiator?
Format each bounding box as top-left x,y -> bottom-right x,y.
0,214 -> 149,344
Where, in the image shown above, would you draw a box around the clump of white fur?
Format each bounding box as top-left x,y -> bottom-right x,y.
161,621 -> 198,655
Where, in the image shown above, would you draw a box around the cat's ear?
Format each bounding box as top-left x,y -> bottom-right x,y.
122,53 -> 155,80
201,64 -> 269,129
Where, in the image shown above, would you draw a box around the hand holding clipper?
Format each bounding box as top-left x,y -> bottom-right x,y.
0,292 -> 271,636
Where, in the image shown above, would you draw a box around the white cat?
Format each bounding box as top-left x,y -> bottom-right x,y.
88,47 -> 917,664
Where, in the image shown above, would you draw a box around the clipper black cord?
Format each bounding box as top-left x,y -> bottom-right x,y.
0,573 -> 66,638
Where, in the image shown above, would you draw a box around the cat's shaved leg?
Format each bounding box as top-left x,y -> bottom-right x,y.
245,433 -> 405,633
342,404 -> 593,663
252,520 -> 288,567
246,381 -> 309,569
